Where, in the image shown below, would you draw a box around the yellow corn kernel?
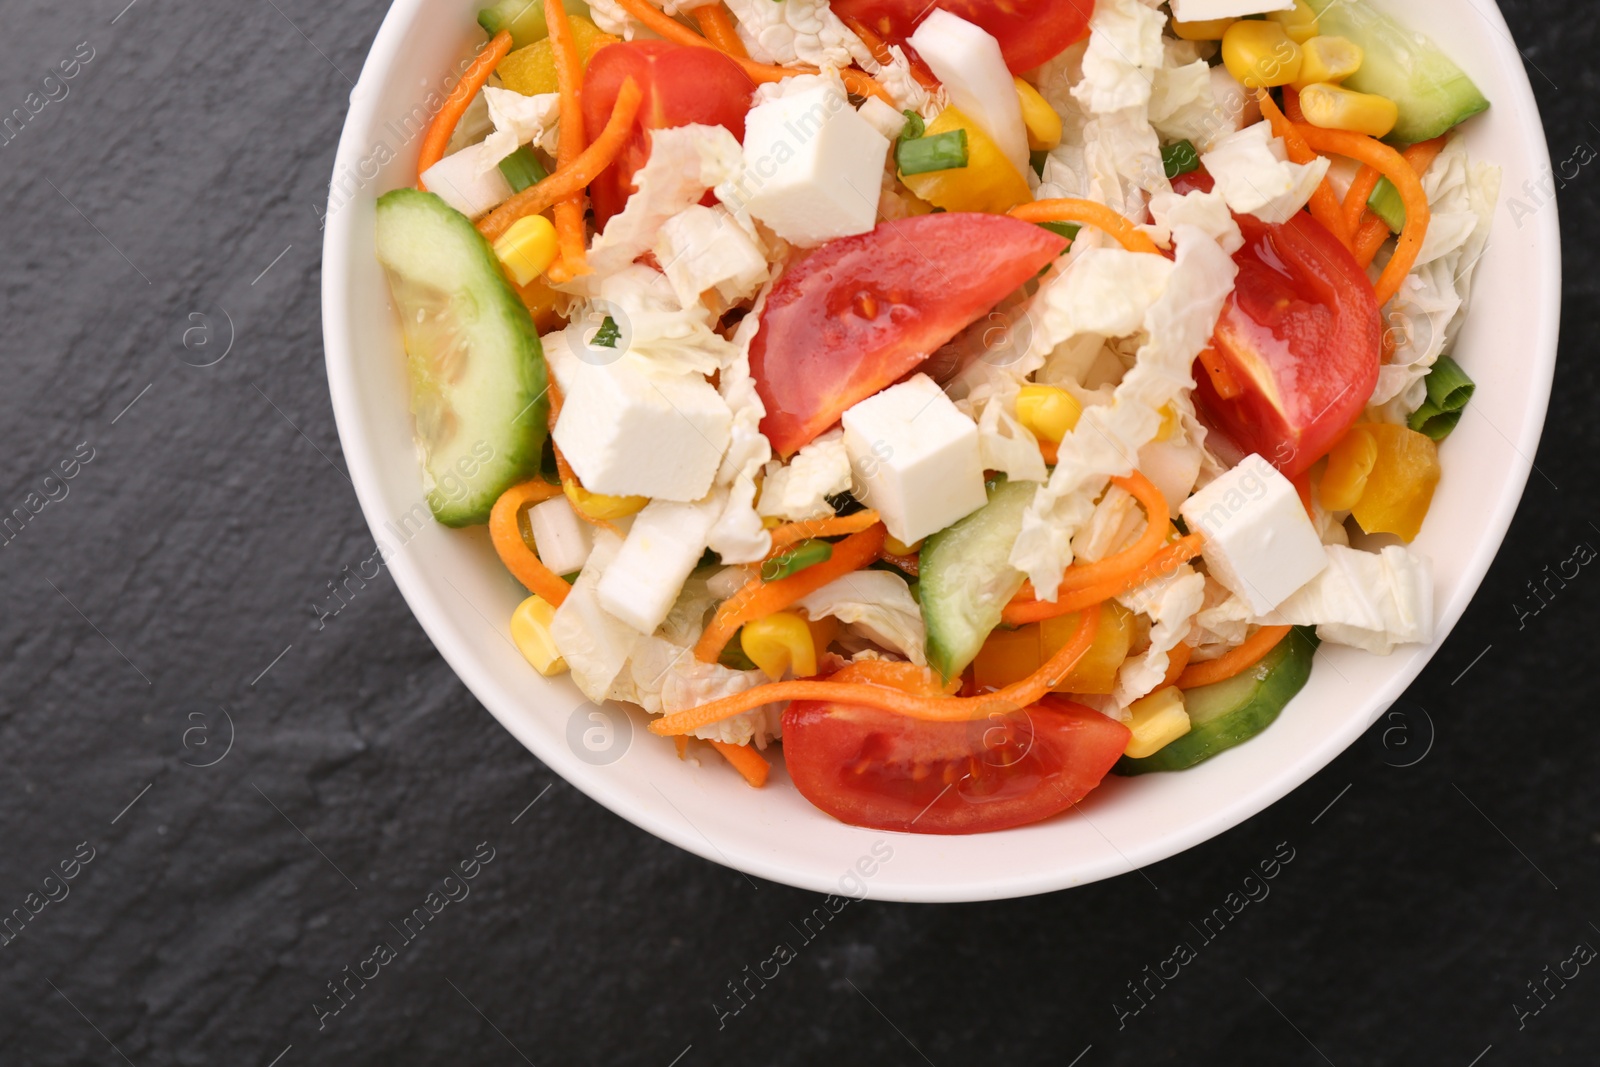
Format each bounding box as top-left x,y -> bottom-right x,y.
511,595 -> 568,676
1265,0 -> 1320,43
564,481 -> 649,521
883,534 -> 924,556
1156,404 -> 1181,443
1350,423 -> 1440,542
1297,81 -> 1398,137
1014,77 -> 1063,151
900,106 -> 1031,215
740,612 -> 817,681
1124,687 -> 1191,759
1293,35 -> 1364,88
493,215 -> 559,287
1172,17 -> 1235,41
1017,384 -> 1083,444
1320,424 -> 1378,512
1222,20 -> 1303,89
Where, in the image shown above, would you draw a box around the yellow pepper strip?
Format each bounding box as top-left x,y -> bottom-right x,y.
972,602 -> 1134,696
564,480 -> 649,521
1349,423 -> 1441,542
496,17 -> 618,96
900,106 -> 1031,215
739,612 -> 818,681
1013,77 -> 1063,151
1321,425 -> 1380,512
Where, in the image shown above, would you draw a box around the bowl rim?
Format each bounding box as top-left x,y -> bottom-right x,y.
322,0 -> 1561,901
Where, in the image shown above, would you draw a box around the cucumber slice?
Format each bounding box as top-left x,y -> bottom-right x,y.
1367,176 -> 1406,233
375,189 -> 548,527
1114,627 -> 1319,775
478,0 -> 591,49
1306,0 -> 1488,144
920,478 -> 1037,681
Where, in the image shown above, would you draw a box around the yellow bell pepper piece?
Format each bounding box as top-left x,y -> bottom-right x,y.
1172,17 -> 1235,42
1320,424 -> 1380,512
1294,35 -> 1364,88
511,595 -> 568,676
1124,687 -> 1191,759
1265,0 -> 1320,44
972,603 -> 1134,695
1349,423 -> 1441,542
564,480 -> 649,521
740,612 -> 818,681
1013,77 -> 1062,151
497,17 -> 618,96
883,534 -> 924,556
1221,20 -> 1304,89
1016,384 -> 1083,444
900,107 -> 1031,215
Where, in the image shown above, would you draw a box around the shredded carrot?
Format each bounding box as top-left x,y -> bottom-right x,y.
1293,123 -> 1432,307
764,511 -> 882,560
879,551 -> 920,577
709,740 -> 770,787
696,523 -> 886,662
650,603 -> 1102,736
1010,472 -> 1171,609
691,4 -> 748,58
1352,214 -> 1391,268
545,0 -> 590,280
839,14 -> 940,90
1196,346 -> 1242,400
1177,625 -> 1293,689
1039,438 -> 1059,466
418,30 -> 515,189
1008,199 -> 1163,255
489,479 -> 572,607
1343,136 -> 1447,255
1003,533 -> 1205,625
1343,164 -> 1384,238
1159,642 -> 1194,690
826,659 -> 960,696
673,735 -> 688,758
1257,89 -> 1352,249
478,77 -> 644,241
611,0 -> 893,103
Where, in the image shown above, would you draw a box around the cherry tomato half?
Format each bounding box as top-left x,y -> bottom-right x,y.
830,0 -> 1094,75
781,696 -> 1131,834
749,213 -> 1067,457
582,41 -> 756,228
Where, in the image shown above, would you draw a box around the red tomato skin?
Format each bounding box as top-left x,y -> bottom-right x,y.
781,696 -> 1130,834
582,42 -> 756,228
750,213 -> 1067,457
1196,211 -> 1381,477
831,0 -> 1094,74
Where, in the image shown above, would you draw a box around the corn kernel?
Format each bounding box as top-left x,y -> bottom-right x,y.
1125,687 -> 1191,759
1320,425 -> 1378,512
1014,77 -> 1063,151
740,612 -> 818,681
564,480 -> 649,521
511,595 -> 568,676
493,214 -> 559,287
883,534 -> 924,556
1017,384 -> 1083,444
1172,17 -> 1234,41
1297,81 -> 1398,138
1265,0 -> 1320,43
1293,35 -> 1364,88
1222,20 -> 1303,89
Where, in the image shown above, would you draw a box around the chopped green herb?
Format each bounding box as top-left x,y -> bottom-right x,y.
719,639 -> 759,672
1030,149 -> 1051,178
1368,176 -> 1407,233
897,129 -> 969,176
899,109 -> 925,142
1406,355 -> 1475,440
592,315 -> 621,349
760,538 -> 833,582
1037,220 -> 1081,243
497,145 -> 549,193
1162,140 -> 1200,179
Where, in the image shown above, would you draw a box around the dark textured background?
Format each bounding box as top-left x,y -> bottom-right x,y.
0,1 -> 1592,1063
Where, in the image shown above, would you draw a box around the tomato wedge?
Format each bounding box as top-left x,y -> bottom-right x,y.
750,213 -> 1067,457
582,41 -> 756,229
781,696 -> 1130,834
831,0 -> 1094,75
1174,171 -> 1381,477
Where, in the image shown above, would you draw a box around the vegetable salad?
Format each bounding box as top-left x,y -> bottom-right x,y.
374,0 -> 1498,834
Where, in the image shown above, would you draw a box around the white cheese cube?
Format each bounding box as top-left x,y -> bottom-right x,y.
730,79 -> 889,247
527,496 -> 594,577
419,142 -> 514,220
841,374 -> 988,545
654,205 -> 769,308
553,364 -> 732,503
1179,454 -> 1327,615
908,10 -> 1030,176
1170,0 -> 1293,19
598,500 -> 718,634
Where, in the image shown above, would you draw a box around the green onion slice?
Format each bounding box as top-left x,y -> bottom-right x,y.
1161,140 -> 1200,179
896,129 -> 969,176
497,145 -> 549,193
1406,355 -> 1475,441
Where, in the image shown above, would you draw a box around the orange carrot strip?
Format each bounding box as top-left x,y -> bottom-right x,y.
1197,346 -> 1243,400
840,14 -> 940,89
1258,89 -> 1352,249
1352,214 -> 1391,268
1012,472 -> 1171,604
1344,136 -> 1447,260
489,479 -> 572,606
1002,534 -> 1205,625
1159,642 -> 1194,690
763,511 -> 883,560
418,30 -> 515,189
1293,124 -> 1431,307
691,3 -> 748,58
650,604 -> 1102,736
1177,625 -> 1293,689
478,77 -> 643,241
1009,199 -> 1163,255
545,0 -> 590,279
826,659 -> 960,696
1343,164 -> 1384,237
696,524 -> 888,662
879,551 -> 920,577
709,740 -> 770,787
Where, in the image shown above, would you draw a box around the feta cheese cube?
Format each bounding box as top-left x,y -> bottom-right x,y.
654,205 -> 769,308
841,374 -> 988,545
1170,0 -> 1294,19
553,364 -> 732,503
527,495 -> 595,577
1179,454 -> 1327,614
598,500 -> 719,634
727,77 -> 889,247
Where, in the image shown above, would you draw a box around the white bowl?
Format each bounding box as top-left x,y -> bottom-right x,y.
322,0 -> 1560,901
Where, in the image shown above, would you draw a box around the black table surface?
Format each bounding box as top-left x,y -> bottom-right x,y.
1,1 -> 1593,1063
